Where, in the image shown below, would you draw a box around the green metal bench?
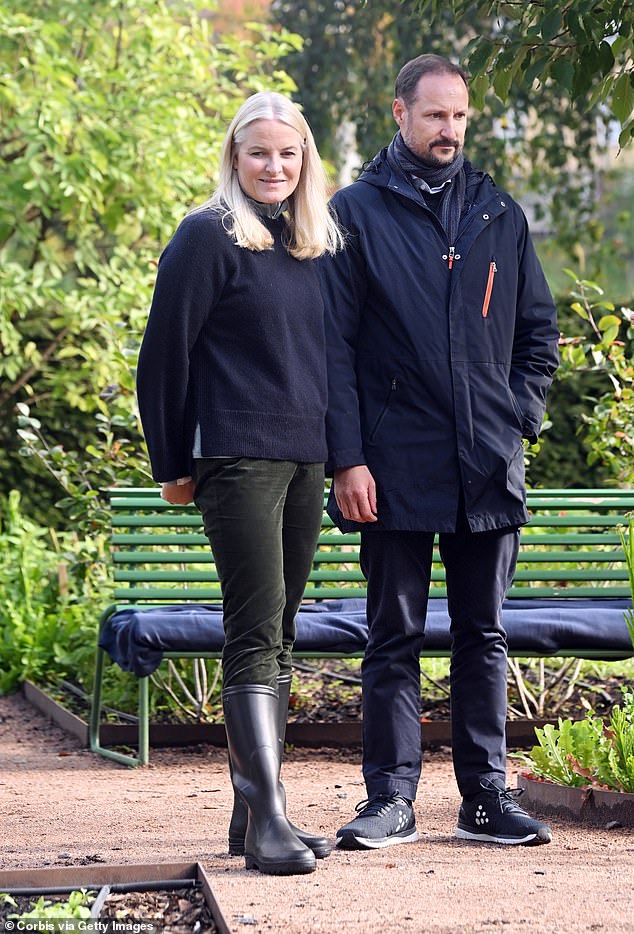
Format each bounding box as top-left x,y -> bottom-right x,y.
90,488 -> 634,766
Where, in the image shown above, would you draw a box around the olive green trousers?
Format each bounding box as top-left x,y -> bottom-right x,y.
193,457 -> 324,687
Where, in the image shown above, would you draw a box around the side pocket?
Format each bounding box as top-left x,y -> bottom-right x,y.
507,387 -> 524,427
506,440 -> 526,498
368,377 -> 398,442
481,259 -> 497,318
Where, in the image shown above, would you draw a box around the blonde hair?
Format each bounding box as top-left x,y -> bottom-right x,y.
205,92 -> 343,260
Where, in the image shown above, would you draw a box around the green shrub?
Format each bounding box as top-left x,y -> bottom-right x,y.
0,490 -> 110,694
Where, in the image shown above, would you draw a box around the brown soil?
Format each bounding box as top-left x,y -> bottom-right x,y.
1,691 -> 633,934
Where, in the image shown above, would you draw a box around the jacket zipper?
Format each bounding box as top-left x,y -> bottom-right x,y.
369,378 -> 397,442
444,246 -> 461,269
481,259 -> 497,317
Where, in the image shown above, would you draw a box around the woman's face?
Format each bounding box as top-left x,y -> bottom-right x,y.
233,119 -> 304,204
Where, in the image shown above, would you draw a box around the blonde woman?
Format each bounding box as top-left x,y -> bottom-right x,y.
137,92 -> 343,876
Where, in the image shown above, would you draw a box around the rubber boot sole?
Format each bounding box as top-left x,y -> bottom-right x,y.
244,851 -> 316,875
230,833 -> 331,858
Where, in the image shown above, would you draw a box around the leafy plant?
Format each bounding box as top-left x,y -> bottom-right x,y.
517,689 -> 634,792
4,889 -> 95,924
16,400 -> 149,533
0,490 -> 109,694
557,271 -> 634,485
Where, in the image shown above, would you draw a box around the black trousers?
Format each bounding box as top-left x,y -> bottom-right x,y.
359,519 -> 520,800
193,458 -> 324,688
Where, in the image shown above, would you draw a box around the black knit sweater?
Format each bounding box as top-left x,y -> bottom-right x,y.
137,207 -> 328,482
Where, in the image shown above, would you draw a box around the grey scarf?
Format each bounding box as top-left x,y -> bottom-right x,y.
387,132 -> 465,244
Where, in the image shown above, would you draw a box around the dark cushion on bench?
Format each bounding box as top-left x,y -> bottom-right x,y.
100,597 -> 633,677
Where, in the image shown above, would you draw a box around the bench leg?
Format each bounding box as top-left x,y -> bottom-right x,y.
89,645 -> 144,768
138,676 -> 150,766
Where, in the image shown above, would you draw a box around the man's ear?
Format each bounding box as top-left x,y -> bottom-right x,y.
392,97 -> 405,127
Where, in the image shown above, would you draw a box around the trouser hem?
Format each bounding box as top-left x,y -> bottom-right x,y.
365,780 -> 419,802
458,770 -> 506,798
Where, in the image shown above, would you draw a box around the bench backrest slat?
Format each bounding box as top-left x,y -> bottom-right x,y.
107,487 -> 634,605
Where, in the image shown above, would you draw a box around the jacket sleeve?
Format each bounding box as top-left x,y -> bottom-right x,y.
510,207 -> 560,443
319,198 -> 369,472
136,212 -> 225,482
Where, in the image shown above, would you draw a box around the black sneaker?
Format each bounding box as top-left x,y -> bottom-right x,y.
336,793 -> 419,850
455,778 -> 552,846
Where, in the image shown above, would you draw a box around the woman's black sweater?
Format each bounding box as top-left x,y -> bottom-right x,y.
137,208 -> 328,482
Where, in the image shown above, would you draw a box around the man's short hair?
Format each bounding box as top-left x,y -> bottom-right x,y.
395,54 -> 469,105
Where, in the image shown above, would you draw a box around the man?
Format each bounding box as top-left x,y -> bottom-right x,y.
320,54 -> 559,849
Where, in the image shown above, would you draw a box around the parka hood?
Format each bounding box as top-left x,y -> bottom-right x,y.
357,145 -> 494,209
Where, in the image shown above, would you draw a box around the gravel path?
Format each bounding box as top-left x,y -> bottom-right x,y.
1,691 -> 633,933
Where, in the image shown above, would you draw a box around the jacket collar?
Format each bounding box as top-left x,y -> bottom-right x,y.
359,147 -> 493,210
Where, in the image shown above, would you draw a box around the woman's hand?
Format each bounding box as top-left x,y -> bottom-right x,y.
160,480 -> 195,505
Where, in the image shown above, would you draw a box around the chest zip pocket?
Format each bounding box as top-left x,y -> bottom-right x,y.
481,259 -> 497,318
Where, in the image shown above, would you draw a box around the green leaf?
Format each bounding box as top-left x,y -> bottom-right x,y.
524,52 -> 552,87
598,315 -> 622,332
493,67 -> 513,102
540,9 -> 562,42
597,41 -> 615,78
612,73 -> 634,125
466,38 -> 495,76
570,301 -> 589,320
550,57 -> 574,90
469,73 -> 489,111
600,326 -> 620,345
618,119 -> 634,149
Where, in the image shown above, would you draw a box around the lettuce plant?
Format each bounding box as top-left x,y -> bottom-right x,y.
518,690 -> 634,793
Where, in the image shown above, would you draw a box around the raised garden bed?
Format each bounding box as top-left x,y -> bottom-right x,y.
517,773 -> 634,826
0,862 -> 230,934
22,680 -> 558,750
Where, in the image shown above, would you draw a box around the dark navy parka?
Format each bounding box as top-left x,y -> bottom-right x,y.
320,150 -> 560,534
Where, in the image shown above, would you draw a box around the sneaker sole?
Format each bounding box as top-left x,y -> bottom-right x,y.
454,826 -> 552,846
336,828 -> 419,850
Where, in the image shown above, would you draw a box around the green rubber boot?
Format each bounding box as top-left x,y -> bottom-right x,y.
222,684 -> 316,875
227,675 -> 331,859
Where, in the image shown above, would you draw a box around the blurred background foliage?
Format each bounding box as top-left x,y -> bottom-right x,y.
0,0 -> 300,528
0,0 -> 632,701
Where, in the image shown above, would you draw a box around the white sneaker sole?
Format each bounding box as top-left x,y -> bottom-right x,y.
336,828 -> 419,850
454,827 -> 551,846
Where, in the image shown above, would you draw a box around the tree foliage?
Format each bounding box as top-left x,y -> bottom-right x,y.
270,2 -> 615,252
412,0 -> 634,147
270,1 -> 426,170
0,0 -> 300,524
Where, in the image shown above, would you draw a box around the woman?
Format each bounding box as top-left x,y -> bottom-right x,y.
136,92 -> 342,876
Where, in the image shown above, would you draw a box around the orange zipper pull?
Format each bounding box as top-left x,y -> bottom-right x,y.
442,247 -> 461,269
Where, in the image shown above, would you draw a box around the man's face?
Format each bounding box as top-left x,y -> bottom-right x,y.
392,72 -> 469,168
